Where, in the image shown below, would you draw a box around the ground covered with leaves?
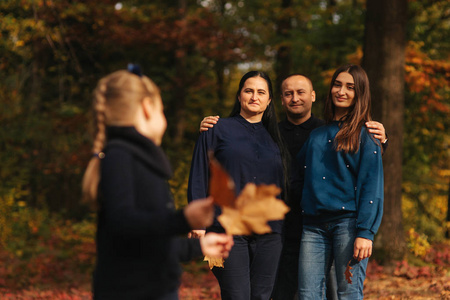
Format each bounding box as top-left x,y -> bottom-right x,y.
0,242 -> 449,299
179,255 -> 450,300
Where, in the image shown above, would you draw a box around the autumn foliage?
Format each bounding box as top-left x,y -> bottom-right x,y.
0,0 -> 448,298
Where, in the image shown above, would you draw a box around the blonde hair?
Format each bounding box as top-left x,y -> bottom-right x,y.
81,70 -> 160,206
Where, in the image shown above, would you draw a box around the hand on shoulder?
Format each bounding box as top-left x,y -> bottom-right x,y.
200,116 -> 220,132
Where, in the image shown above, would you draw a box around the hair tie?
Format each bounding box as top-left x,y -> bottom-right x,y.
94,152 -> 105,159
127,63 -> 143,77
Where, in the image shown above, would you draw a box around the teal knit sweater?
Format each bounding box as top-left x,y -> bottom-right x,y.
297,121 -> 384,241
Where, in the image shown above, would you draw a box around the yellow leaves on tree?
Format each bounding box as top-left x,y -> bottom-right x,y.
204,153 -> 289,268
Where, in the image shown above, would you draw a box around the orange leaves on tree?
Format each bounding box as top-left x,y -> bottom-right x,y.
405,41 -> 450,114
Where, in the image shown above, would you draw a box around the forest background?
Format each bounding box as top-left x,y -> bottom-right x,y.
0,0 -> 449,298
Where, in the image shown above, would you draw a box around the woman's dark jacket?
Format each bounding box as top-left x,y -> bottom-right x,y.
187,115 -> 284,233
93,126 -> 202,300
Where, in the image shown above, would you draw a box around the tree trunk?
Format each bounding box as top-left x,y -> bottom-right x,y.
446,180 -> 450,239
172,0 -> 188,146
362,0 -> 408,263
274,0 -> 292,97
214,0 -> 227,104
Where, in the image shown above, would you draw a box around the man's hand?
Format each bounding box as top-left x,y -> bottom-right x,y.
366,121 -> 387,144
200,116 -> 220,132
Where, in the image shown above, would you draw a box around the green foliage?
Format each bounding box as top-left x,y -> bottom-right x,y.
0,201 -> 95,289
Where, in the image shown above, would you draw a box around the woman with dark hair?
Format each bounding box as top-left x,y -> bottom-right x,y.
297,64 -> 384,299
188,70 -> 289,300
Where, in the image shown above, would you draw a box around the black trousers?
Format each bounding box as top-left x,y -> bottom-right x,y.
212,233 -> 282,300
271,237 -> 300,300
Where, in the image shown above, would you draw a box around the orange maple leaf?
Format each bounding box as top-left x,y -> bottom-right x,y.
218,183 -> 289,235
208,152 -> 236,208
206,153 -> 289,269
345,260 -> 353,284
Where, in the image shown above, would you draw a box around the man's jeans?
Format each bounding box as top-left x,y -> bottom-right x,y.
298,218 -> 368,300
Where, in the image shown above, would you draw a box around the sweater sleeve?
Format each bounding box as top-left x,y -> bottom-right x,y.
355,129 -> 384,241
100,149 -> 191,237
175,237 -> 203,262
291,140 -> 308,208
187,130 -> 214,203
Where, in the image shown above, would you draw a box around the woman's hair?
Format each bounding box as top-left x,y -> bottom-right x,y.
229,71 -> 290,200
81,70 -> 160,205
324,64 -> 375,153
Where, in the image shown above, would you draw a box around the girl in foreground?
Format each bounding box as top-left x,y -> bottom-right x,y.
297,64 -> 384,299
82,68 -> 233,300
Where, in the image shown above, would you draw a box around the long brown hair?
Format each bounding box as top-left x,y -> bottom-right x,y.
324,64 -> 374,153
81,70 -> 160,206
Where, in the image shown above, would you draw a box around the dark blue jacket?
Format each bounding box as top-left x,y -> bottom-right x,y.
297,122 -> 384,241
94,126 -> 201,300
188,115 -> 285,233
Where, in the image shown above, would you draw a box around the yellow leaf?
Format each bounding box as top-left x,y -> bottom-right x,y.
208,153 -> 289,235
204,255 -> 224,269
218,183 -> 289,235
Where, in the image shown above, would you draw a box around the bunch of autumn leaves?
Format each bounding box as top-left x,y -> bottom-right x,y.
205,153 -> 290,268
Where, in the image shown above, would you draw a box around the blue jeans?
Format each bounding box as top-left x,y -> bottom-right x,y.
298,218 -> 368,300
212,233 -> 282,300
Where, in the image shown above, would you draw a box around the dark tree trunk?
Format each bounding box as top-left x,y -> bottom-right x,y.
214,0 -> 227,104
446,180 -> 450,238
362,0 -> 408,263
172,0 -> 188,146
274,0 -> 292,97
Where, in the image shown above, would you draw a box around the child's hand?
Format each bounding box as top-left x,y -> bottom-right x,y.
184,197 -> 214,229
200,233 -> 234,258
200,116 -> 219,132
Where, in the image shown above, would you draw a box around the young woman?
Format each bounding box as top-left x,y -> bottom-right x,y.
296,64 -> 384,299
81,68 -> 233,300
188,71 -> 289,300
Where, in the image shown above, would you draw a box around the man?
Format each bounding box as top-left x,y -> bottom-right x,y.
199,74 -> 387,299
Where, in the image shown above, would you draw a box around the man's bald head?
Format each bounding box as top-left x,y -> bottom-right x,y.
280,74 -> 316,125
